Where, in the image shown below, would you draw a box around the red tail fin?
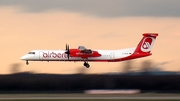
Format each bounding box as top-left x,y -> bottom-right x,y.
134,33 -> 158,54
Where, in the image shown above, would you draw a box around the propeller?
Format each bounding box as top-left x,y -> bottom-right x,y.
65,44 -> 70,59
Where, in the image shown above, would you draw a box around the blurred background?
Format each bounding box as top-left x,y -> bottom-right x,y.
0,0 -> 180,93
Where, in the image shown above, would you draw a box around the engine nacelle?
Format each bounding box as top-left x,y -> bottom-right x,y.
70,49 -> 101,58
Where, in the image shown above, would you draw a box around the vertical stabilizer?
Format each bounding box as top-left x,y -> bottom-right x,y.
134,33 -> 158,54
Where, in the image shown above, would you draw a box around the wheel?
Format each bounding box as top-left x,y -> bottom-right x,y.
83,62 -> 90,68
26,60 -> 29,65
83,62 -> 87,66
86,64 -> 90,68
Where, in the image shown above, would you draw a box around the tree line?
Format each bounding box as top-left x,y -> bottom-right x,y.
0,73 -> 180,93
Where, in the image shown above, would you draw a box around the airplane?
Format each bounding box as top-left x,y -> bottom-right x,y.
20,33 -> 158,68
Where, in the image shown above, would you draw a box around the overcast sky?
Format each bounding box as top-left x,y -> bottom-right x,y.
0,0 -> 180,17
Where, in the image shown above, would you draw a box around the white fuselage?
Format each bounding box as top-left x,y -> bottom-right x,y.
21,48 -> 136,62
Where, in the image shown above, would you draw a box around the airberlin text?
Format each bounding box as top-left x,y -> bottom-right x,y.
43,52 -> 67,58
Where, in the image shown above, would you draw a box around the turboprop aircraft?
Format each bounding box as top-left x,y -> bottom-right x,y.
21,33 -> 158,68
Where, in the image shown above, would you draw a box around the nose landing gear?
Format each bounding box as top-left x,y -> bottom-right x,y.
26,60 -> 29,65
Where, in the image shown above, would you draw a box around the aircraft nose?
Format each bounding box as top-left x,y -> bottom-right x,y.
20,55 -> 28,60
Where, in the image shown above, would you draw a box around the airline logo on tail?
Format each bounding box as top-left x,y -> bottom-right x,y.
141,37 -> 155,52
128,33 -> 158,55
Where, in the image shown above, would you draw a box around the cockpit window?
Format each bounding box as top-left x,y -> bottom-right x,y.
28,52 -> 35,54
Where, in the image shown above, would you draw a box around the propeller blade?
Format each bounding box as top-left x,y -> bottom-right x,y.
67,45 -> 69,51
67,53 -> 70,60
66,44 -> 68,51
65,44 -> 70,60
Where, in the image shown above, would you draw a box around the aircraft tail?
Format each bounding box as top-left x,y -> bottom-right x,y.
134,33 -> 158,55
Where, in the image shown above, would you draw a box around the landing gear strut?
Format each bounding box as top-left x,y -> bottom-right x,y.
26,60 -> 29,65
83,61 -> 90,68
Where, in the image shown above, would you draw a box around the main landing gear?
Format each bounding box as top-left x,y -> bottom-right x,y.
26,60 -> 29,65
83,61 -> 90,68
